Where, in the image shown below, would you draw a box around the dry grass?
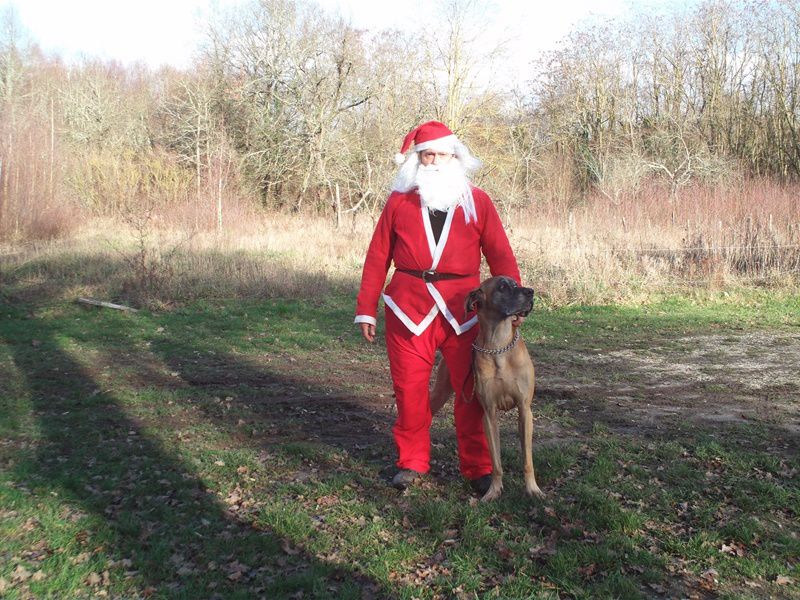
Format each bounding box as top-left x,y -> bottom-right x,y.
511,178 -> 800,304
2,178 -> 798,308
1,212 -> 367,308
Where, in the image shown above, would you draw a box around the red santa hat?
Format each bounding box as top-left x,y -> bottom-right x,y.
394,121 -> 459,165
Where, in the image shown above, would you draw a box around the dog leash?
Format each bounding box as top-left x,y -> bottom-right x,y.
472,328 -> 520,355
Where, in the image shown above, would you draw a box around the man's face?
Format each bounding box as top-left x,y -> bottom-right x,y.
418,150 -> 455,167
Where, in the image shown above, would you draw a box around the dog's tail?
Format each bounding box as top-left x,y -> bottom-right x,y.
429,358 -> 455,415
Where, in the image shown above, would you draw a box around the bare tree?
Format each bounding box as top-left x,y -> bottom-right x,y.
419,0 -> 508,132
0,7 -> 26,233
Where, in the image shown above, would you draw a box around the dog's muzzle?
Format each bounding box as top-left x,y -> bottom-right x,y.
506,288 -> 534,317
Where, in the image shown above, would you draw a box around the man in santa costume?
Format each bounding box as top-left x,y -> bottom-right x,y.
355,121 -> 522,494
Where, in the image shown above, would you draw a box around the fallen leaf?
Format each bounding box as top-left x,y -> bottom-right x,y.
443,529 -> 459,538
282,539 -> 301,555
12,565 -> 31,583
776,575 -> 794,585
699,568 -> 719,591
85,572 -> 102,586
578,563 -> 597,578
495,541 -> 513,560
0,578 -> 8,593
23,517 -> 41,532
225,488 -> 242,506
721,542 -> 745,556
529,541 -> 557,558
441,535 -> 458,545
225,560 -> 249,577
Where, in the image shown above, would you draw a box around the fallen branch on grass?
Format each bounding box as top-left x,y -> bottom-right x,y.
77,297 -> 138,312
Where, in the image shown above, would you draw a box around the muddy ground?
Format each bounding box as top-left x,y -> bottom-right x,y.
533,330 -> 800,445
242,329 -> 800,467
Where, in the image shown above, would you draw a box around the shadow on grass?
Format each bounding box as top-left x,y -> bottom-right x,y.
1,257 -> 398,598
6,249 -> 797,599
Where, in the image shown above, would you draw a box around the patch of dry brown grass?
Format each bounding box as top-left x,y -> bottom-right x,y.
510,178 -> 800,304
2,178 -> 798,308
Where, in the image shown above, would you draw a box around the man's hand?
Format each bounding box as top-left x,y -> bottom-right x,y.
360,322 -> 377,343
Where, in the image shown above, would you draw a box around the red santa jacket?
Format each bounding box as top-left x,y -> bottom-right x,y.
355,186 -> 521,335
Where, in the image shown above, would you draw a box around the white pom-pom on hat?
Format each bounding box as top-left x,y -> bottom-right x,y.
394,153 -> 406,165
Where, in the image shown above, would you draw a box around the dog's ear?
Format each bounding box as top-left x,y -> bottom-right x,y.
465,288 -> 484,316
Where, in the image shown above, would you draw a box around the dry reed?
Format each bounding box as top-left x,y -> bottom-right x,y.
2,178 -> 798,308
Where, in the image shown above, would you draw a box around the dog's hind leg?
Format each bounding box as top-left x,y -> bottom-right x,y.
518,403 -> 544,499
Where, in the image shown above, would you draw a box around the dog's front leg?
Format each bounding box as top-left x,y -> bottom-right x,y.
480,405 -> 504,502
518,403 -> 544,499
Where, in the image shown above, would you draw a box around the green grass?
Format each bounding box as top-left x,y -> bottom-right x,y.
1,290 -> 799,599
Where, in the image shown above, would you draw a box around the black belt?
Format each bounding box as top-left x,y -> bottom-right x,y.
397,269 -> 471,283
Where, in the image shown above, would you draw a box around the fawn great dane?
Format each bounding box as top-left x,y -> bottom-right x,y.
432,275 -> 544,501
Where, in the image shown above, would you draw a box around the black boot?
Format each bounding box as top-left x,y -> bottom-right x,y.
391,469 -> 423,490
469,474 -> 492,496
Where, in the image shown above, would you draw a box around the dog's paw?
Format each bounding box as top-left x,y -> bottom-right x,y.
525,483 -> 545,499
480,484 -> 503,502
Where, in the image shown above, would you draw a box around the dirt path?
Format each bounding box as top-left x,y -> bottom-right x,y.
228,331 -> 800,460
532,330 -> 800,447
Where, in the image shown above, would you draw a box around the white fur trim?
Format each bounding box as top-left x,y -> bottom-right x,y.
394,153 -> 406,165
431,207 -> 455,269
421,205 -> 437,261
414,134 -> 458,154
354,315 -> 377,326
426,283 -> 478,334
383,294 -> 439,336
421,203 -> 456,270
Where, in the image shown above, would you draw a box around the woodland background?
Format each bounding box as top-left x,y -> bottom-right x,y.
1,0 -> 799,304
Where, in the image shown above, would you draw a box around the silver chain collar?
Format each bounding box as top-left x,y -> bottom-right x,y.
472,328 -> 520,355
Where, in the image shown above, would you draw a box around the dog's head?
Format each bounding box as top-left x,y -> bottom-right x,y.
465,276 -> 534,319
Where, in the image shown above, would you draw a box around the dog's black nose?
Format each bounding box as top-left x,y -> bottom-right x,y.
522,287 -> 534,298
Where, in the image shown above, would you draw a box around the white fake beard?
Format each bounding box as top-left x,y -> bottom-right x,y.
415,161 -> 472,213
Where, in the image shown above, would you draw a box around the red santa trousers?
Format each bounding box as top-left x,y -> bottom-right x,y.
384,307 -> 492,480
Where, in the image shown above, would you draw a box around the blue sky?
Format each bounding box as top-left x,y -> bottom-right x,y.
1,0 -> 642,70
